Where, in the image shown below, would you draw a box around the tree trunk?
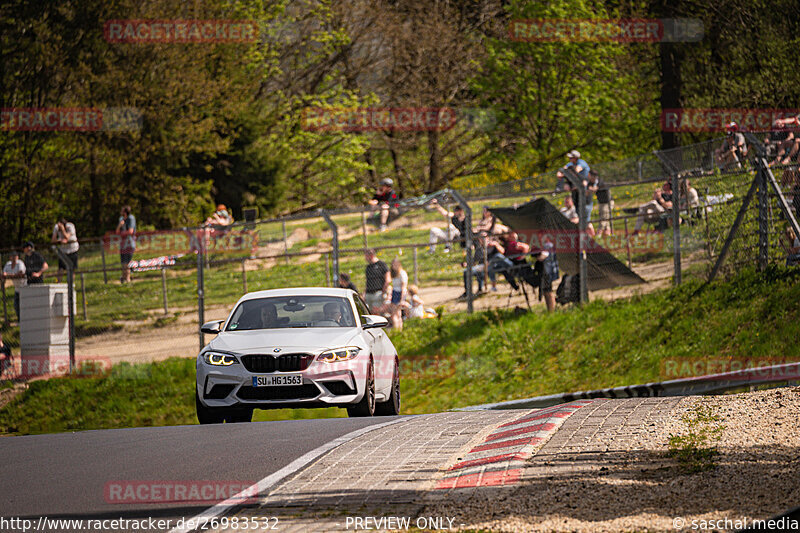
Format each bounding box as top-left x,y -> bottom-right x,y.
427,128 -> 442,192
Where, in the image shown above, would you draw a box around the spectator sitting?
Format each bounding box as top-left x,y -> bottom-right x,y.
783,227 -> 800,266
633,180 -> 674,234
715,122 -> 747,170
556,150 -> 590,192
2,250 -> 26,321
591,170 -> 614,236
559,196 -> 579,223
337,272 -> 359,293
51,217 -> 79,282
500,232 -> 539,288
482,235 -> 519,293
403,284 -> 429,319
206,204 -> 233,228
765,117 -> 796,165
476,206 -> 509,235
22,241 -> 48,285
427,199 -> 466,253
679,178 -> 701,220
364,249 -> 391,314
388,258 -> 408,330
368,178 -> 400,232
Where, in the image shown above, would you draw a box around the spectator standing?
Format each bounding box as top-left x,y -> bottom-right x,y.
51,217 -> 79,282
337,272 -> 359,293
388,258 -> 408,330
590,170 -> 614,236
22,242 -> 48,285
461,234 -> 487,298
364,249 -> 390,313
533,237 -> 558,312
205,204 -> 233,227
368,178 -> 400,232
427,199 -> 466,253
2,251 -> 26,320
117,205 -> 136,283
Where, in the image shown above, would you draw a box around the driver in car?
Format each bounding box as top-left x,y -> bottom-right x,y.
260,303 -> 279,328
323,302 -> 343,325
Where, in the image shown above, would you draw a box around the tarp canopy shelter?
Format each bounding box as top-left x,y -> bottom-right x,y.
491,198 -> 646,291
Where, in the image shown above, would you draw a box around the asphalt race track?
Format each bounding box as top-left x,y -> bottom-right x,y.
0,417 -> 398,526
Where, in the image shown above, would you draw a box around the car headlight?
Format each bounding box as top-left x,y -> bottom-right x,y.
203,352 -> 239,366
317,346 -> 361,363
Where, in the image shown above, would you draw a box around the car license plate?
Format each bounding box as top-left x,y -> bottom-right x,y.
252,374 -> 302,387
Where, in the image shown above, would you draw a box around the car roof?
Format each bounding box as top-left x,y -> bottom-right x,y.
237,287 -> 355,303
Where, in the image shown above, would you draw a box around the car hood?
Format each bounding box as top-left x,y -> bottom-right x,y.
207,327 -> 362,354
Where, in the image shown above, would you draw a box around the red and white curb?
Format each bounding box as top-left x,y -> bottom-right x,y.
435,400 -> 594,489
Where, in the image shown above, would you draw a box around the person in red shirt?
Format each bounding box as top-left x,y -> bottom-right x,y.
368,178 -> 400,231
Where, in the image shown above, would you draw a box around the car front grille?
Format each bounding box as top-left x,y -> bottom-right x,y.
240,353 -> 314,373
236,384 -> 320,401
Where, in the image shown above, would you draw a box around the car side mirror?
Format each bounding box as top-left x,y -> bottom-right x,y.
200,320 -> 224,335
361,315 -> 389,329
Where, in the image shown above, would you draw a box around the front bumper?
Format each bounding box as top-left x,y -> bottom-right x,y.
196,355 -> 368,409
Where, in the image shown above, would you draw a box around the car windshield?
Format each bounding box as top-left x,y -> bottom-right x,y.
226,295 -> 357,331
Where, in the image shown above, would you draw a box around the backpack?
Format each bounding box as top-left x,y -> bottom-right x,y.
556,274 -> 581,305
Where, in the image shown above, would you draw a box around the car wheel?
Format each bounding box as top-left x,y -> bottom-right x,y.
347,359 -> 375,417
224,407 -> 253,423
196,390 -> 225,424
375,360 -> 400,416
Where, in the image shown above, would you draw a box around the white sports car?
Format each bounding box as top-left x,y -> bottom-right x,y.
195,287 -> 400,423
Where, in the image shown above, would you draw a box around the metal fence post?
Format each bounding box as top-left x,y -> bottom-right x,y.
321,210 -> 339,288
564,168 -> 588,303
53,246 -> 76,371
80,273 -> 87,320
672,173 -> 682,285
99,237 -> 108,284
161,267 -> 169,314
282,219 -> 289,264
450,189 -> 473,314
361,210 -> 369,250
325,253 -> 331,286
241,258 -> 248,294
757,164 -> 769,271
413,247 -> 419,285
0,252 -> 7,326
197,249 -> 205,350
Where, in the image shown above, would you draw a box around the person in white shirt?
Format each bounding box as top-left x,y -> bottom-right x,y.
388,258 -> 408,331
52,217 -> 79,282
2,250 -> 26,320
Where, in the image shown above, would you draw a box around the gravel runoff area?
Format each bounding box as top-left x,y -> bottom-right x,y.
423,388 -> 800,532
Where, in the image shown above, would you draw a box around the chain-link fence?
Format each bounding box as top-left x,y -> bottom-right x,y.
2,132 -> 798,379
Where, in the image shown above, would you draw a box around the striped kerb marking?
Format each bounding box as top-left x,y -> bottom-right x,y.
435,400 -> 592,490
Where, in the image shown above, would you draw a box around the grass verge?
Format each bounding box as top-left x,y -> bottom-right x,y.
0,265 -> 798,435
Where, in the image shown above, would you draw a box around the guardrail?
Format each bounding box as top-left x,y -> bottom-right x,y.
458,362 -> 800,411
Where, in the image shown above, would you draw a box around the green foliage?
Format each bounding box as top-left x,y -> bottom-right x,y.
668,405 -> 725,473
